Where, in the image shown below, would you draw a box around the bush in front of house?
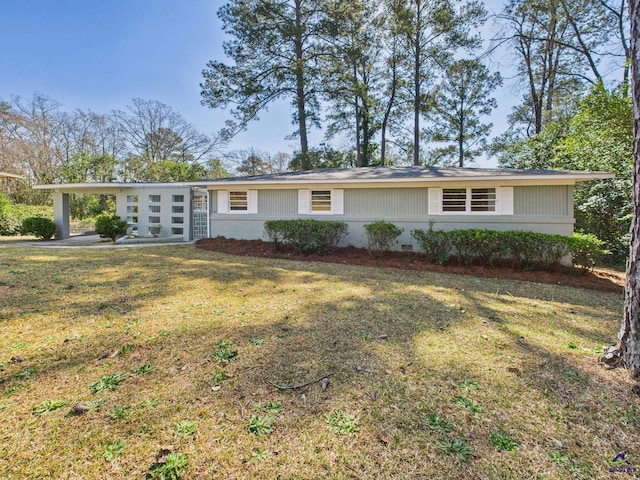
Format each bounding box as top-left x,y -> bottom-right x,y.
21,217 -> 57,240
95,214 -> 128,242
411,221 -> 452,265
411,226 -> 603,272
364,221 -> 403,258
568,232 -> 608,272
264,219 -> 348,254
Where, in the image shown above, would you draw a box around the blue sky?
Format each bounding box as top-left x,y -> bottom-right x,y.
0,0 -> 511,166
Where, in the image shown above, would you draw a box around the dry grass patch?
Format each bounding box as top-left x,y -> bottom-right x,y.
0,244 -> 636,479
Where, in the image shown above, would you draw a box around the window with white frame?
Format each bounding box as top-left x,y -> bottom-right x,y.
149,205 -> 161,213
217,190 -> 258,214
430,187 -> 512,215
149,194 -> 161,203
172,195 -> 184,203
298,189 -> 344,215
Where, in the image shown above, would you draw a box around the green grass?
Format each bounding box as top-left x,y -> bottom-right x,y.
0,244 -> 634,479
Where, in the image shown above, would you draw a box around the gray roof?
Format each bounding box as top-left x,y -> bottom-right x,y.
198,166 -> 612,184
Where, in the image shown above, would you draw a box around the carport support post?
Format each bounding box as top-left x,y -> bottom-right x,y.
53,192 -> 70,239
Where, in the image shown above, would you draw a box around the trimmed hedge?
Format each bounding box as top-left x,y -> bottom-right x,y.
411,227 -> 607,272
364,221 -> 403,258
264,219 -> 348,254
21,217 -> 57,240
95,214 -> 128,242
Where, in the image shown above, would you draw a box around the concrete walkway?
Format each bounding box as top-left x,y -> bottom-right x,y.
3,234 -> 194,249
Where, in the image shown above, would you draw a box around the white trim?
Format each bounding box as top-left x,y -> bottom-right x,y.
499,187 -> 514,215
298,189 -> 310,214
331,189 -> 344,215
428,188 -> 442,215
247,190 -> 258,214
217,190 -> 229,214
436,187 -> 512,215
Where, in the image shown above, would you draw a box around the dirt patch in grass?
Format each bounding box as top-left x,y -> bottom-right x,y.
196,237 -> 624,294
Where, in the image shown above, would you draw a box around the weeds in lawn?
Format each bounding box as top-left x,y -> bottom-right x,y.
248,415 -> 274,436
458,379 -> 478,391
248,337 -> 263,346
90,373 -> 125,394
12,368 -> 36,380
212,340 -> 238,364
490,432 -> 519,451
211,371 -> 228,386
327,410 -> 359,435
109,405 -> 129,421
32,399 -> 66,415
256,400 -> 283,415
133,364 -> 154,375
436,437 -> 475,461
146,452 -> 189,480
425,413 -> 453,433
120,344 -> 135,355
103,440 -> 125,462
455,396 -> 482,415
175,421 -> 197,437
139,398 -> 160,409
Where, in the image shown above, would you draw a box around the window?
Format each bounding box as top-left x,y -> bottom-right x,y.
229,191 -> 248,211
127,206 -> 138,214
126,195 -> 138,203
311,190 -> 332,212
442,189 -> 467,212
149,195 -> 161,203
127,216 -> 138,224
171,227 -> 183,235
433,187 -> 505,215
149,205 -> 161,213
172,195 -> 184,203
149,216 -> 161,224
172,217 -> 184,224
172,206 -> 184,214
470,188 -> 496,212
217,190 -> 257,214
298,189 -> 344,215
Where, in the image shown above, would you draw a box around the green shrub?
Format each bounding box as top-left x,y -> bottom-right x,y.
412,221 -> 452,265
95,214 -> 127,242
0,196 -> 53,236
263,219 -> 348,254
364,221 -> 403,258
569,232 -> 608,272
21,217 -> 57,240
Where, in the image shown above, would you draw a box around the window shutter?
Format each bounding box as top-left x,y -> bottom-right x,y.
499,187 -> 514,215
298,189 -> 310,214
247,190 -> 258,214
428,188 -> 442,215
217,190 -> 228,214
332,189 -> 344,215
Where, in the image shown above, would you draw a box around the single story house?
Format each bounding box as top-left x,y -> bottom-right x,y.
34,166 -> 613,249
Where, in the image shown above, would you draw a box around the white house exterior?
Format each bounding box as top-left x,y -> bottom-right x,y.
34,166 -> 613,248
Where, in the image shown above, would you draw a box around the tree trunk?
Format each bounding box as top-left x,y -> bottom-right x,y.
608,0 -> 640,379
413,32 -> 421,166
294,0 -> 309,156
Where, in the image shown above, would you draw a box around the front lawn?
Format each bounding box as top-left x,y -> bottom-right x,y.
0,244 -> 635,479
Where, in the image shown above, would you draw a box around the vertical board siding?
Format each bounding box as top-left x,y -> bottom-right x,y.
345,188 -> 429,217
514,186 -> 569,216
258,189 -> 298,215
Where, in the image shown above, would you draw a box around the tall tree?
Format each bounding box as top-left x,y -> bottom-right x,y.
201,0 -> 325,159
388,0 -> 485,166
322,0 -> 382,167
426,59 -> 502,166
607,0 -> 640,379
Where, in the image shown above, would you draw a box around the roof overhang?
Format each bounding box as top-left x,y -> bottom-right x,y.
32,182 -> 201,194
0,172 -> 23,180
189,172 -> 614,189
